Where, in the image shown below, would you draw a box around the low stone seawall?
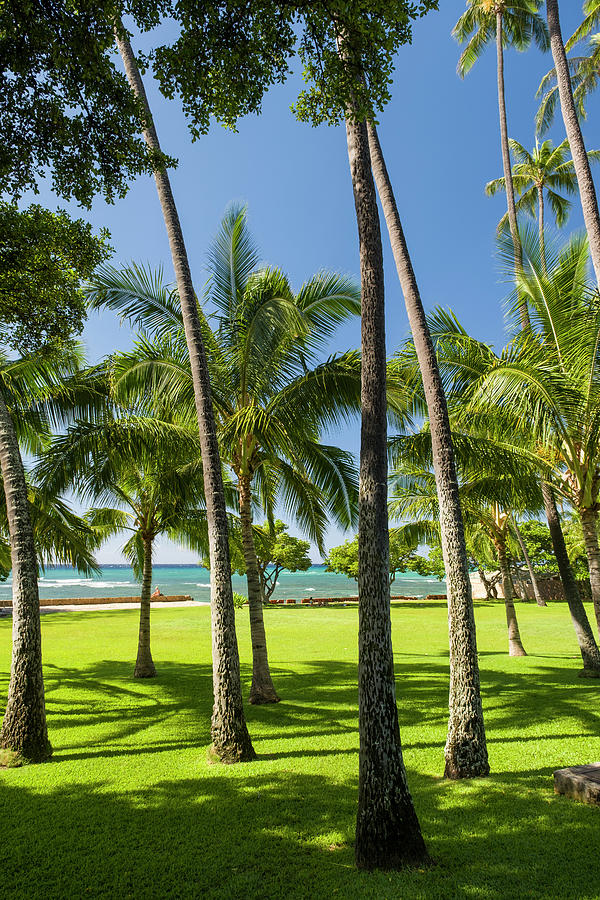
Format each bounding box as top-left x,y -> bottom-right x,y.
268,594 -> 447,606
0,594 -> 194,608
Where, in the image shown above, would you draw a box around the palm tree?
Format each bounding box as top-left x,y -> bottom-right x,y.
389,431 -> 546,656
86,206 -> 363,703
536,1 -> 600,135
114,29 -> 254,761
39,412 -> 209,678
422,306 -> 600,674
485,138 -> 600,265
366,121 -> 489,780
454,1 -> 549,326
343,108 -> 429,870
0,343 -> 97,762
546,0 -> 600,287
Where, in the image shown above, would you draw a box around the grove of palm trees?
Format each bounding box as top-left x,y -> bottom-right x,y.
1,1 -> 600,897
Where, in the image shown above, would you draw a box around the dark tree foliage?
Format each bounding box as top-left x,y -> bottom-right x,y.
146,2 -> 439,134
0,0 -> 171,205
0,203 -> 111,352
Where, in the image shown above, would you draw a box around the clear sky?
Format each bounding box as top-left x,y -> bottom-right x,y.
30,2 -> 593,563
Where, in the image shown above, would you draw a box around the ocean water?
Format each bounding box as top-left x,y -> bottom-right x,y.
0,564 -> 446,603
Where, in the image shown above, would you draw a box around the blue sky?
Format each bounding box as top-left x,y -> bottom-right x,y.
31,2 -> 592,563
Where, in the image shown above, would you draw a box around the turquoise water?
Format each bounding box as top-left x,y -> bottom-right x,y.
0,564 -> 445,603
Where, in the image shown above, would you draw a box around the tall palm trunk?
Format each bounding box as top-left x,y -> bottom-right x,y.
134,534 -> 156,678
546,0 -> 600,286
493,532 -> 527,656
238,474 -> 280,704
345,112 -> 429,871
537,184 -> 547,274
496,11 -> 529,328
512,517 -> 546,606
542,483 -> 600,674
366,122 -> 488,780
578,506 -> 600,638
0,394 -> 51,762
116,32 -> 254,762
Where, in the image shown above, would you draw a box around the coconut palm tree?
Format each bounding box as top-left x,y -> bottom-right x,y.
86,206 -> 363,703
454,0 -> 549,324
342,107 -> 429,869
419,305 -> 600,674
491,230 -> 600,638
0,342 -> 101,762
366,121 -> 489,780
545,0 -> 600,287
485,138 -> 600,265
39,412 -> 209,678
114,28 -> 254,761
389,429 -> 548,656
536,1 -> 600,135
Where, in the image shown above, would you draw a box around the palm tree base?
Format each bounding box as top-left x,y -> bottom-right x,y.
0,739 -> 52,766
509,644 -> 527,657
248,687 -> 281,705
207,740 -> 257,764
578,667 -> 600,678
133,662 -> 156,678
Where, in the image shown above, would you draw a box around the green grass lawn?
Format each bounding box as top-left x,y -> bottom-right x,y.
1,599 -> 600,899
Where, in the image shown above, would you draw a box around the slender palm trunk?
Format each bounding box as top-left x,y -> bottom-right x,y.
238,474 -> 279,704
546,0 -> 600,286
134,534 -> 156,678
478,568 -> 497,600
578,506 -> 600,639
494,533 -> 527,656
496,11 -> 529,328
538,185 -> 547,274
512,518 -> 546,606
345,112 -> 429,871
0,394 -> 51,762
116,32 -> 254,762
367,122 -> 488,780
542,482 -> 600,674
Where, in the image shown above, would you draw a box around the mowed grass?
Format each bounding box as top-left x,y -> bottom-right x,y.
1,600 -> 600,899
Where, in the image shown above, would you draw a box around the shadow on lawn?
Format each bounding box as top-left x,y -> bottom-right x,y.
1,765 -> 600,899
24,650 -> 600,770
1,648 -> 600,896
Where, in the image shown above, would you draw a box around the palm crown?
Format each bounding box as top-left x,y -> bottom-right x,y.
88,205 -> 364,548
536,1 -> 600,135
453,0 -> 549,77
485,138 -> 600,233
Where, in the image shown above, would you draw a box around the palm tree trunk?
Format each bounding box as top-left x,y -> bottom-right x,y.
538,184 -> 547,274
546,0 -> 600,287
542,482 -> 600,675
115,31 -> 254,762
0,393 -> 51,762
512,518 -> 546,606
345,112 -> 429,871
578,506 -> 600,639
496,11 -> 529,328
478,568 -> 497,600
134,534 -> 156,678
494,533 -> 527,656
366,122 -> 488,781
238,474 -> 279,704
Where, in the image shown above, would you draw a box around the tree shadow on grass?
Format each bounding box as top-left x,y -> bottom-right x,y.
1,765 -> 600,899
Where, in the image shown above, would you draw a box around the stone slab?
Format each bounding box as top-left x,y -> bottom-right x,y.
554,763 -> 600,804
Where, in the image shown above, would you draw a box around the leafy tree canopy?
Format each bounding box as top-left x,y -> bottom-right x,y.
0,203 -> 111,352
326,529 -> 430,585
518,518 -> 589,577
0,1 -> 175,204
228,520 -> 311,602
149,1 -> 439,132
